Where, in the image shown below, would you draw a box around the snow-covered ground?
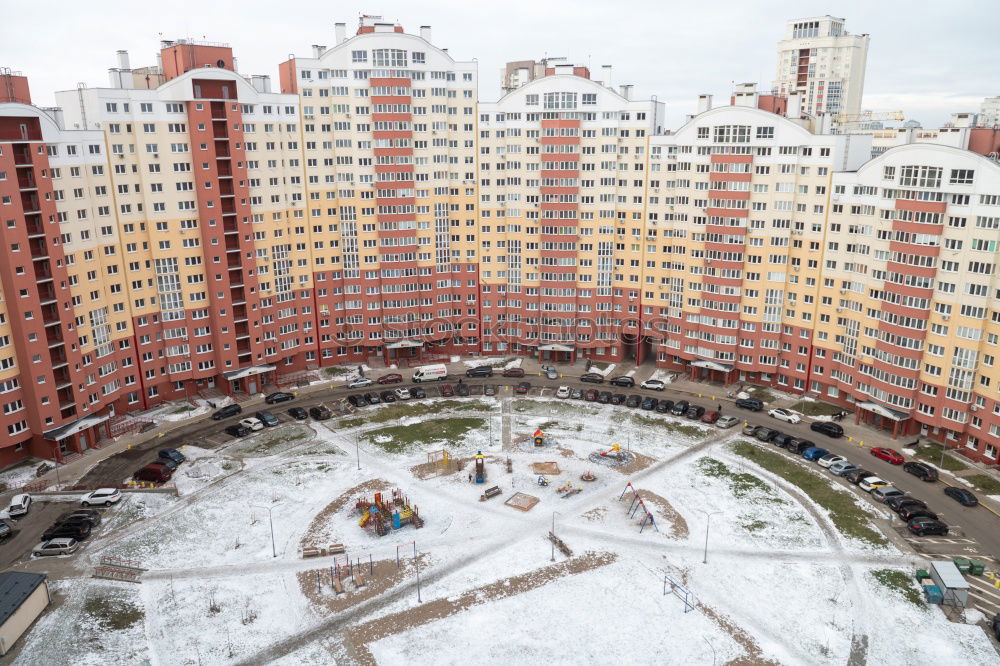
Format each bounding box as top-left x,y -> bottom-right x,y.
12,395 -> 998,665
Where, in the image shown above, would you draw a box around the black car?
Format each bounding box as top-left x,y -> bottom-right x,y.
991,613 -> 1000,642
225,424 -> 251,437
211,404 -> 242,420
466,366 -> 494,378
411,387 -> 427,399
610,376 -> 635,387
255,410 -> 279,427
890,498 -> 928,515
515,382 -> 531,395
610,393 -> 626,405
0,523 -> 11,540
788,439 -> 815,455
580,373 -> 605,384
640,397 -> 657,410
902,461 -> 938,482
844,468 -> 874,485
753,427 -> 778,442
364,392 -> 381,405
656,400 -> 674,414
380,390 -> 397,403
456,383 -> 471,397
43,522 -> 91,541
159,448 -> 185,464
347,395 -> 365,407
55,509 -> 101,528
735,398 -> 763,411
685,405 -> 706,420
288,407 -> 308,420
908,517 -> 948,536
597,391 -> 612,404
772,433 -> 793,447
943,486 -> 978,507
810,421 -> 844,438
899,506 -> 938,522
671,400 -> 690,416
265,391 -> 295,404
309,406 -> 332,420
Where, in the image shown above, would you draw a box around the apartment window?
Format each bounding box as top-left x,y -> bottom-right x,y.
949,169 -> 974,185
351,50 -> 367,63
755,126 -> 774,139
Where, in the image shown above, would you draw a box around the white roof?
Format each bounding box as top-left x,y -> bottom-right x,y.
931,561 -> 969,589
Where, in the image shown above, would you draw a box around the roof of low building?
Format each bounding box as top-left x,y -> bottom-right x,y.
0,572 -> 47,626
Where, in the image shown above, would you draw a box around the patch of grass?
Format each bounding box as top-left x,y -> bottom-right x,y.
631,413 -> 708,439
168,405 -> 194,415
730,440 -> 888,547
587,361 -> 612,371
912,442 -> 968,472
741,519 -> 769,533
965,474 -> 1000,494
340,399 -> 490,428
84,595 -> 145,631
321,366 -> 352,378
744,386 -> 776,403
537,421 -> 560,431
789,400 -> 843,417
698,457 -> 779,500
365,417 -> 485,453
871,569 -> 926,608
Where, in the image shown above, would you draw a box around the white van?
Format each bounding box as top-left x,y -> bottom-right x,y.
8,494 -> 32,517
412,364 -> 448,382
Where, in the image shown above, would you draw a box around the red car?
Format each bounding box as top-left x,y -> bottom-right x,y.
870,447 -> 904,465
514,381 -> 531,394
502,368 -> 525,378
440,384 -> 454,397
701,410 -> 721,424
377,373 -> 403,384
584,389 -> 599,402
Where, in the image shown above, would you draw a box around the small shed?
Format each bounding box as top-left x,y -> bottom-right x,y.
929,560 -> 969,608
0,572 -> 49,655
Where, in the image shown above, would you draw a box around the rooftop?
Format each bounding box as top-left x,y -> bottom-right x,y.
0,572 -> 47,627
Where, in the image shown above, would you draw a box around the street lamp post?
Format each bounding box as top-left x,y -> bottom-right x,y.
250,503 -> 280,558
355,432 -> 360,470
703,637 -> 717,666
698,510 -> 721,564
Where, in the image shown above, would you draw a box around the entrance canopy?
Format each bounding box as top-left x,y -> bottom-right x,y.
43,413 -> 110,441
691,359 -> 733,373
538,343 -> 574,352
856,401 -> 909,421
385,339 -> 423,349
223,364 -> 276,381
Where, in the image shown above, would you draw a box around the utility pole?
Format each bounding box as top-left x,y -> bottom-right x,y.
698,510 -> 721,564
414,541 -> 422,603
250,504 -> 280,558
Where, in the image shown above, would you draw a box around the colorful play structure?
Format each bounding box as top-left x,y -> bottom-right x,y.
475,450 -> 486,483
619,482 -> 659,533
588,442 -> 634,467
356,489 -> 424,537
533,429 -> 546,447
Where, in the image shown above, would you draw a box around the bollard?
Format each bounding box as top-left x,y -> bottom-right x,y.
859,441 -> 864,447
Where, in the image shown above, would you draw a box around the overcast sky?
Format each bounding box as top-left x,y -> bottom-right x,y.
5,0 -> 997,128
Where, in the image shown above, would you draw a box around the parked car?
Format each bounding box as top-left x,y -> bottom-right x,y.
394,387 -> 411,400
455,383 -> 470,397
844,468 -> 874,485
150,459 -> 178,473
610,376 -> 635,387
570,388 -> 583,400
54,509 -> 101,528
540,365 -> 559,380
754,427 -> 779,443
515,382 -> 531,395
81,488 -> 122,507
943,486 -> 979,507
610,393 -> 626,405
377,373 -> 403,385
716,415 -> 740,429
502,368 -> 526,378
466,365 -> 495,378
440,384 -> 455,397
907,517 -> 948,536
239,417 -> 264,432
685,405 -> 707,419
625,394 -> 642,408
483,385 -> 497,397
742,424 -> 759,436
225,424 -> 251,437
597,391 -> 612,404
556,386 -> 571,399
580,372 -> 604,384
701,410 -> 721,424
786,439 -> 814,455
871,487 -> 906,503
363,391 -> 381,405
899,505 -> 938,522
991,613 -> 1000,642
411,387 -> 427,399
42,521 -> 90,542
903,461 -> 938,482
772,433 -> 793,448
817,454 -> 846,469
641,397 -> 658,410
656,400 -> 675,414
671,400 -> 690,416
379,390 -> 397,403
412,364 -> 448,382
7,494 -> 32,517
347,377 -> 374,389
211,404 -> 242,420
288,407 -> 308,420
584,389 -> 599,402
309,406 -> 332,420
134,464 -> 172,483
735,398 -> 763,411
802,447 -> 829,461
870,447 -> 904,465
889,498 -> 928,514
0,523 -> 11,540
859,476 -> 889,492
828,460 -> 859,476
767,408 -> 801,424
810,421 -> 843,438
265,391 -> 295,404
640,379 -> 665,391
159,448 -> 185,464
255,410 -> 279,427
33,538 -> 80,557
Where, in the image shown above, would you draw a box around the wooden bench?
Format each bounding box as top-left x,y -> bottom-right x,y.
332,577 -> 345,595
328,543 -> 345,555
302,547 -> 321,558
480,486 -> 503,501
353,569 -> 366,588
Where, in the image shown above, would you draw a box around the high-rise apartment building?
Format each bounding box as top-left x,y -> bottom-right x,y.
773,16 -> 870,118
4,17 -> 1000,469
980,96 -> 1000,128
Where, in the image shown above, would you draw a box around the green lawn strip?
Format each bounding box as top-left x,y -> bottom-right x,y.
789,400 -> 843,417
912,442 -> 969,472
322,366 -> 352,378
631,413 -> 709,439
697,457 -> 783,502
339,400 -> 491,428
965,474 -> 1000,494
729,440 -> 888,547
364,417 -> 485,453
83,594 -> 145,630
744,386 -> 776,403
870,569 -> 926,608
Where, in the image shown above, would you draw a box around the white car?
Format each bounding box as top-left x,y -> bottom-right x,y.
556,385 -> 571,399
859,476 -> 889,492
640,379 -> 665,391
7,493 -> 32,517
348,377 -> 373,389
768,408 -> 801,424
394,387 -> 411,400
239,417 -> 264,431
33,538 -> 79,557
81,488 -> 122,507
817,454 -> 846,469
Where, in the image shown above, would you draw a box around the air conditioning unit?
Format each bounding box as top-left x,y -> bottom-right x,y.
942,315 -> 950,321
839,289 -> 846,294
835,308 -> 842,312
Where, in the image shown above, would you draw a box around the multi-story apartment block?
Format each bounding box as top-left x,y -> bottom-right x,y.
4,17 -> 1000,469
478,64 -> 664,362
980,96 -> 1000,128
773,16 -> 870,118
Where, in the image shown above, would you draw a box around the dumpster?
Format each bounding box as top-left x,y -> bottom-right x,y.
915,568 -> 929,581
924,585 -> 943,604
953,558 -> 971,573
969,560 -> 985,576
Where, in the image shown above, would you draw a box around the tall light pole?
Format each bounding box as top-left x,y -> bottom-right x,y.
251,503 -> 280,558
698,510 -> 721,564
355,432 -> 360,470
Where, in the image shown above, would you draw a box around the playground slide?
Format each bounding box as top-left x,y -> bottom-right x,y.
359,512 -> 370,527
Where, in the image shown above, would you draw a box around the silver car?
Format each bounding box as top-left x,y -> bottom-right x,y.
716,415 -> 740,429
33,538 -> 80,556
540,365 -> 559,380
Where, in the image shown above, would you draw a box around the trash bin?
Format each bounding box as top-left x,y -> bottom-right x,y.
953,558 -> 972,573
915,568 -> 929,581
923,585 -> 943,604
969,560 -> 985,576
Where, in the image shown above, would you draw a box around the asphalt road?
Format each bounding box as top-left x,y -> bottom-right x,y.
0,502 -> 74,570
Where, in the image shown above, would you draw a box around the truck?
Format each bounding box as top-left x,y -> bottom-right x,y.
412,364 -> 448,382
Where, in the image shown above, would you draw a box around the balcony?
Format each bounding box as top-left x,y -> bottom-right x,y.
46,327 -> 64,347
231,287 -> 246,305
217,162 -> 233,178
233,304 -> 248,322
28,237 -> 48,258
215,144 -> 231,158
37,283 -> 57,305
224,237 -> 241,252
41,303 -> 61,326
220,198 -> 236,215
24,214 -> 44,237
49,349 -> 68,368
54,368 -> 72,390
33,260 -> 53,282
12,145 -> 31,166
20,192 -> 40,214
16,169 -> 37,190
212,120 -> 229,139
218,181 -> 234,197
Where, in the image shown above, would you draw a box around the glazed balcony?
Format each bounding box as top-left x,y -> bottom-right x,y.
28,237 -> 48,257
215,144 -> 231,158
24,214 -> 44,237
20,192 -> 40,213
12,145 -> 31,166
217,162 -> 233,178
16,169 -> 37,189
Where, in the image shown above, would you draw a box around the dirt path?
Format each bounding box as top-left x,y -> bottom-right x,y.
635,488 -> 689,539
697,602 -> 780,666
299,478 -> 392,549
